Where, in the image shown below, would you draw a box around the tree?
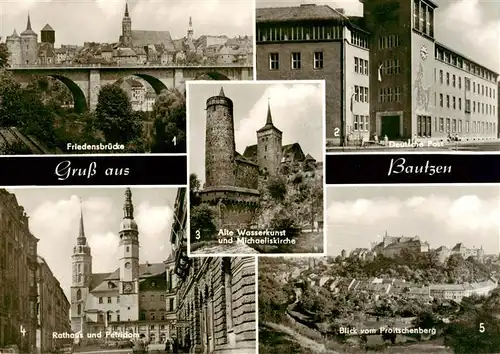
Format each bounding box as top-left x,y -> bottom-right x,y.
266,175 -> 287,201
189,173 -> 201,206
0,43 -> 9,68
94,84 -> 141,144
151,88 -> 186,153
0,70 -> 24,127
189,204 -> 217,242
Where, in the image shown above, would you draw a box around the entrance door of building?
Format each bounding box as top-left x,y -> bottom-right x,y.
381,115 -> 400,140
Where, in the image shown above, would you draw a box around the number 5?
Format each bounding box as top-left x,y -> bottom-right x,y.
479,323 -> 485,333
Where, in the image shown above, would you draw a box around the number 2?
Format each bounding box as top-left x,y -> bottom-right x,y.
195,230 -> 201,240
334,127 -> 340,137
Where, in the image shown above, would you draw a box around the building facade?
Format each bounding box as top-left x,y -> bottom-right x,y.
36,256 -> 71,353
256,1 -> 498,145
256,5 -> 370,146
364,0 -> 498,141
171,188 -> 257,353
0,189 -> 39,352
70,188 -> 173,343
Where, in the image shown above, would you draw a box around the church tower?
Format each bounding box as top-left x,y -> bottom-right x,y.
118,188 -> 139,321
256,100 -> 282,175
187,16 -> 194,42
70,198 -> 92,334
20,13 -> 38,65
121,2 -> 133,47
205,87 -> 236,188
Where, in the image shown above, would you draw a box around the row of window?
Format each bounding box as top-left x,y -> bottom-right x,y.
257,25 -> 344,43
268,52 -> 324,70
378,34 -> 400,50
354,86 -> 369,103
417,115 -> 497,136
437,94 -> 496,116
380,59 -> 401,75
438,71 -> 496,99
354,57 -> 368,75
351,32 -> 369,49
413,0 -> 435,37
379,87 -> 402,103
353,115 -> 369,132
436,47 -> 497,83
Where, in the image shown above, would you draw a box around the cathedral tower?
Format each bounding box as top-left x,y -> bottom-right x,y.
118,188 -> 139,321
256,100 -> 282,175
187,16 -> 194,42
20,13 -> 38,65
6,29 -> 22,66
205,87 -> 236,188
70,198 -> 92,334
121,2 -> 133,47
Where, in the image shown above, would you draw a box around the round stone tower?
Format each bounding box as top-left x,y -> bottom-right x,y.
205,87 -> 236,188
6,29 -> 22,66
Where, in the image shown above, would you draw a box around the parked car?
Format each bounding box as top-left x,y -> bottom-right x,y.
117,340 -> 134,348
57,345 -> 73,353
0,345 -> 19,354
146,343 -> 166,353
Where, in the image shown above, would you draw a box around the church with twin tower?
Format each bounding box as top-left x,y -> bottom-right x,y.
70,189 -> 175,343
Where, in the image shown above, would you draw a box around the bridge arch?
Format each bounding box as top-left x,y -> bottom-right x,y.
195,72 -> 231,80
49,75 -> 88,113
115,73 -> 169,95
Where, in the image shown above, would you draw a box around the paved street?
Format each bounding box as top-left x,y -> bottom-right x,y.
326,140 -> 500,152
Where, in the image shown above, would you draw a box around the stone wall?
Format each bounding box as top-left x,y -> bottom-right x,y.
235,159 -> 259,190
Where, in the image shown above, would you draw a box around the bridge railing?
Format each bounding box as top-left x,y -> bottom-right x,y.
8,62 -> 253,70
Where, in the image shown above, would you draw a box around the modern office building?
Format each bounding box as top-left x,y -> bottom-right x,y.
256,1 -> 499,146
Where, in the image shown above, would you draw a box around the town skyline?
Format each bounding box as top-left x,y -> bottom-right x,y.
257,0 -> 500,75
326,186 -> 500,256
0,0 -> 253,47
189,82 -> 324,185
8,187 -> 177,306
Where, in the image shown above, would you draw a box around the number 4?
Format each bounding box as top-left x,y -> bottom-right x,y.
479,323 -> 485,333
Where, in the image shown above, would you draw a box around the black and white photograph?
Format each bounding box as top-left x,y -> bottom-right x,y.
0,0 -> 253,154
0,186 -> 257,354
187,81 -> 325,255
256,0 -> 500,151
259,185 -> 500,354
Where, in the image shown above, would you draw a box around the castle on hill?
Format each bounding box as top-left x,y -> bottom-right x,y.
200,87 -> 318,229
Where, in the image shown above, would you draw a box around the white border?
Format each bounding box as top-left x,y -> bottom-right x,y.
325,183 -> 500,188
251,0 -> 257,80
0,152 -> 187,158
254,256 -> 260,354
3,185 -> 185,189
325,150 -> 500,156
186,80 -> 327,258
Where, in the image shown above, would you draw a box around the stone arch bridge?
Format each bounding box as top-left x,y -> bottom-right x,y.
8,64 -> 253,112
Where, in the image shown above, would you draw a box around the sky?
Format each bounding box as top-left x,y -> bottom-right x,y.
0,0 -> 253,47
188,81 -> 324,184
326,185 -> 500,257
257,0 -> 500,74
8,187 -> 177,304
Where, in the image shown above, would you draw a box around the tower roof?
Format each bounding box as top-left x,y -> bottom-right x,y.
257,100 -> 282,133
125,2 -> 130,17
219,87 -> 225,97
41,23 -> 54,31
21,13 -> 37,36
76,197 -> 87,246
120,188 -> 138,232
189,16 -> 192,27
9,29 -> 19,38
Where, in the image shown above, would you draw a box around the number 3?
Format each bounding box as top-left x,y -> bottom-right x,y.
195,230 -> 201,240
